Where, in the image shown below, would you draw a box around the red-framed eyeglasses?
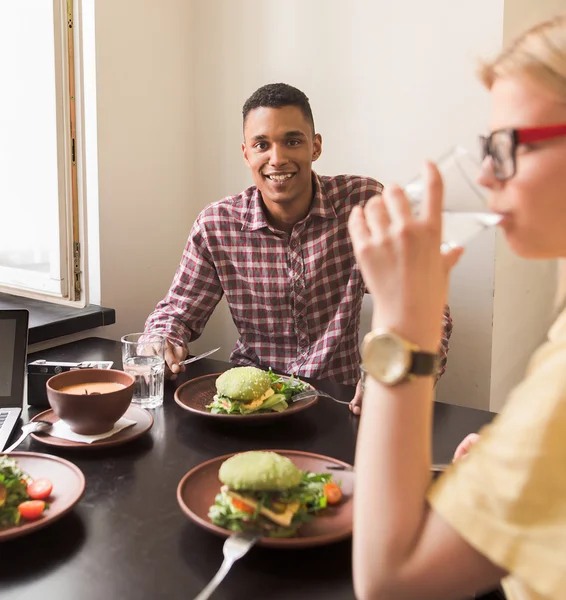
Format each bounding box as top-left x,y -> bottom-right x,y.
480,123 -> 566,181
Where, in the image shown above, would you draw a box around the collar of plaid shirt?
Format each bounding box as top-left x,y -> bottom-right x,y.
241,172 -> 339,232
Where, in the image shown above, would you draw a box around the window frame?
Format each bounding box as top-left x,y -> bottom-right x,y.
0,0 -> 87,307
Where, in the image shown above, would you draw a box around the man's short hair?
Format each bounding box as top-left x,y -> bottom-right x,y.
242,83 -> 315,135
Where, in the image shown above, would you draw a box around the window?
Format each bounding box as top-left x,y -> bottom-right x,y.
0,0 -> 84,302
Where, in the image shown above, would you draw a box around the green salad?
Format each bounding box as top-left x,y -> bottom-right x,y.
0,455 -> 32,528
0,456 -> 52,529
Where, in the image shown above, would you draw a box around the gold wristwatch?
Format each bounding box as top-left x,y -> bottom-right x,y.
361,329 -> 440,386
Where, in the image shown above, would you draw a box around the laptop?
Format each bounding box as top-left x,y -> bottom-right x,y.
0,309 -> 29,451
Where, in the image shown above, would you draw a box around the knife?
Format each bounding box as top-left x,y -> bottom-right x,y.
178,347 -> 221,367
325,463 -> 450,472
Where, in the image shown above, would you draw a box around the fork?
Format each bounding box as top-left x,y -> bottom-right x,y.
4,420 -> 52,453
193,532 -> 259,600
291,390 -> 351,405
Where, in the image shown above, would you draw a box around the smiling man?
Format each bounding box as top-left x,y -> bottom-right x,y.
144,83 -> 452,411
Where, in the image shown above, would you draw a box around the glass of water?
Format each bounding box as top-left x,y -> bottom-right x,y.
404,146 -> 502,250
121,332 -> 165,409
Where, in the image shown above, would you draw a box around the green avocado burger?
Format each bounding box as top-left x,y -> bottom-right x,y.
208,451 -> 340,537
206,366 -> 307,415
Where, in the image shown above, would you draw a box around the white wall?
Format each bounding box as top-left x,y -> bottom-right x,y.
80,0 -> 562,412
93,0 -> 194,340
503,0 -> 566,43
490,240 -> 557,411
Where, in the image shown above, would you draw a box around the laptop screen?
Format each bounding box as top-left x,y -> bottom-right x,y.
0,309 -> 28,408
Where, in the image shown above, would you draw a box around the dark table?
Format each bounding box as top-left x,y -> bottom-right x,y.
1,337 -> 495,600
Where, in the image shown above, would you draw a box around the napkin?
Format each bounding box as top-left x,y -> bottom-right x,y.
48,417 -> 137,443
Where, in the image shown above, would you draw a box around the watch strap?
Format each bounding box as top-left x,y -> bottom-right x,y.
410,351 -> 440,377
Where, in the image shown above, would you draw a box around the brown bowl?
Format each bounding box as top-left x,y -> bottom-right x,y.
46,368 -> 135,435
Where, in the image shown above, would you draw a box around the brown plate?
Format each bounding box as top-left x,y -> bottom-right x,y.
0,451 -> 85,542
29,404 -> 153,449
174,373 -> 318,421
176,449 -> 354,548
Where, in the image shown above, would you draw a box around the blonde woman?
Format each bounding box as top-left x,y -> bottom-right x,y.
350,15 -> 566,600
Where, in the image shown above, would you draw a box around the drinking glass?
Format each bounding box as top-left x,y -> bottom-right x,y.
404,146 -> 501,250
121,332 -> 165,409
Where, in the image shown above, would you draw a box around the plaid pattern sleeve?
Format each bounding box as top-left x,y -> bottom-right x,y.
437,304 -> 452,380
144,218 -> 224,348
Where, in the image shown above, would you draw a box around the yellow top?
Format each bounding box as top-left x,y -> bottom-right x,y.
428,309 -> 566,600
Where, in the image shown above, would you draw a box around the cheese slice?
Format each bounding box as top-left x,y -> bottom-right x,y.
224,487 -> 300,527
214,387 -> 275,411
241,387 -> 274,410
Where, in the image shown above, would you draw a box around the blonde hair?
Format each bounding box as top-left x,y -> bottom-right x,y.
479,14 -> 566,96
480,14 -> 566,307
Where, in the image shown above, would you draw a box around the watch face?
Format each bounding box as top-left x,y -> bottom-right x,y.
364,332 -> 408,385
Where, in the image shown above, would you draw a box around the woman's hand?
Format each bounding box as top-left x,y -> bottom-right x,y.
453,433 -> 480,462
348,162 -> 463,352
349,379 -> 363,415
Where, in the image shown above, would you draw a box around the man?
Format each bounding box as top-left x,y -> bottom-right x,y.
145,83 -> 452,413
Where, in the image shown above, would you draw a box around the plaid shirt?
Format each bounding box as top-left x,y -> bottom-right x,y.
145,173 -> 452,385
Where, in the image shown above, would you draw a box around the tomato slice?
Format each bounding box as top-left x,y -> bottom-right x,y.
231,498 -> 255,514
323,482 -> 342,505
18,500 -> 46,521
27,478 -> 53,500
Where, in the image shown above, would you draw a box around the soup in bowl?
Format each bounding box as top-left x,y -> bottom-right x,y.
46,368 -> 135,435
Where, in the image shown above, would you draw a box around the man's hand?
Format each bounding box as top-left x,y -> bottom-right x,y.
452,433 -> 480,462
349,379 -> 363,416
164,340 -> 188,380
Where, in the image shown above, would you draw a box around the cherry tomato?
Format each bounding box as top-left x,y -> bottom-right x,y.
231,498 -> 254,514
18,500 -> 46,521
27,478 -> 53,500
323,482 -> 342,505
